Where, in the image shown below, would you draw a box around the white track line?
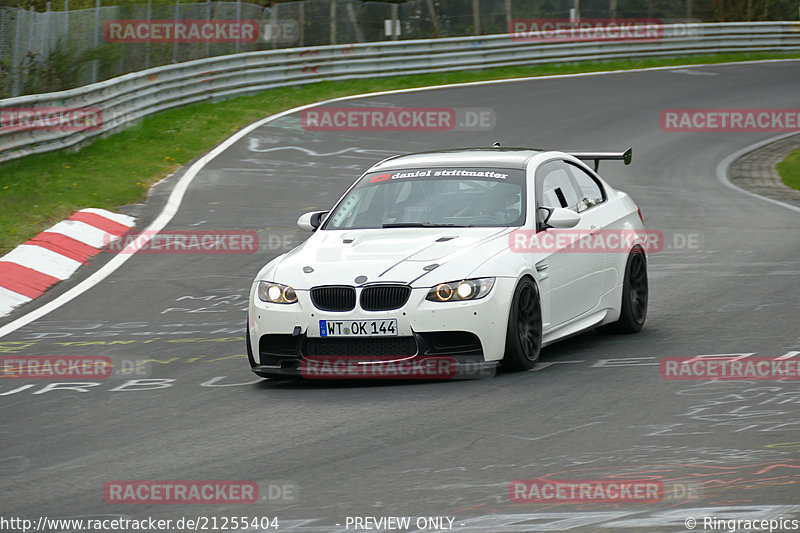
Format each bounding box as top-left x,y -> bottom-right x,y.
715,131 -> 800,214
1,58 -> 799,338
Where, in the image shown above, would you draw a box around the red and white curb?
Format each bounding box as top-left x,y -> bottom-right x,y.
0,208 -> 135,317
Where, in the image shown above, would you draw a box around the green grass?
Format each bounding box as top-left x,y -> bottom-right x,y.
1,51 -> 798,254
777,147 -> 800,192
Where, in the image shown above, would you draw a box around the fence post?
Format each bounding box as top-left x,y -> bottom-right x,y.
28,6 -> 34,62
329,0 -> 337,45
426,0 -> 439,37
205,0 -> 211,57
46,1 -> 52,54
390,3 -> 398,41
92,0 -> 99,83
270,3 -> 278,49
172,0 -> 179,62
346,2 -> 363,42
119,13 -> 124,73
504,0 -> 511,32
145,0 -> 151,69
12,8 -> 23,96
298,2 -> 304,47
472,0 -> 480,35
235,0 -> 241,53
64,0 -> 69,40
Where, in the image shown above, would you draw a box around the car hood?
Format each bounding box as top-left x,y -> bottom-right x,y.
269,227 -> 512,288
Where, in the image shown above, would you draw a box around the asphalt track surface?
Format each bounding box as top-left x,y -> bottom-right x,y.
1,61 -> 799,532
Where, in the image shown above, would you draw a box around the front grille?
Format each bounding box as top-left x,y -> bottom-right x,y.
360,284 -> 411,311
311,285 -> 356,312
304,337 -> 418,357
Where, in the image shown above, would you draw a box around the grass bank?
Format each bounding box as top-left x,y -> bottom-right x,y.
777,147 -> 800,191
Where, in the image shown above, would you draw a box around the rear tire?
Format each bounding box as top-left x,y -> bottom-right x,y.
501,277 -> 542,371
600,245 -> 648,333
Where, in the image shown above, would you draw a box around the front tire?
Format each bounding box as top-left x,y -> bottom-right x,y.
501,277 -> 543,371
602,245 -> 648,333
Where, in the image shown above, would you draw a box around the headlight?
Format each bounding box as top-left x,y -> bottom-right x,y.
426,278 -> 495,302
257,281 -> 298,304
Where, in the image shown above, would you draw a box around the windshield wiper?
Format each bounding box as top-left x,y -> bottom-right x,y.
382,222 -> 461,228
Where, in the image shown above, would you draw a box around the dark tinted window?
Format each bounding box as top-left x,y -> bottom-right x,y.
324,168 -> 526,229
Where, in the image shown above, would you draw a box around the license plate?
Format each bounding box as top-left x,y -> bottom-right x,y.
319,319 -> 397,337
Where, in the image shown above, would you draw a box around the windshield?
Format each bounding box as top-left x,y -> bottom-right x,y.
323,167 -> 526,229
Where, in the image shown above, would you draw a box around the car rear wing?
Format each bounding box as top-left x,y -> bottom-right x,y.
569,147 -> 632,171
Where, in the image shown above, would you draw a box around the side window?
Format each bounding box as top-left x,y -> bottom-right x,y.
536,161 -> 581,222
566,162 -> 606,212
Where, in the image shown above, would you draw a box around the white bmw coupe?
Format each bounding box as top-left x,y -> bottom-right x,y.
247,146 -> 648,379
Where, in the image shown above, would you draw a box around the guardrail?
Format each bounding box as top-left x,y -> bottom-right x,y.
1,21 -> 799,164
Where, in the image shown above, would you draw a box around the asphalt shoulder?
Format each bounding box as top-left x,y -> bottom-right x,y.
729,132 -> 800,208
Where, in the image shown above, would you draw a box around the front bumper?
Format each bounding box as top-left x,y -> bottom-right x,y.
248,279 -> 516,375
250,356 -> 499,380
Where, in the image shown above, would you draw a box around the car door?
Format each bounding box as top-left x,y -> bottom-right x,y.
534,159 -> 606,328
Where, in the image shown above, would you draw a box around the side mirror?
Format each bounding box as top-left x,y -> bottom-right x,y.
544,207 -> 580,229
297,211 -> 328,232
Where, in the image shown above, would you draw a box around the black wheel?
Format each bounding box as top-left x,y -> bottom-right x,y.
501,277 -> 543,371
601,245 -> 648,333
